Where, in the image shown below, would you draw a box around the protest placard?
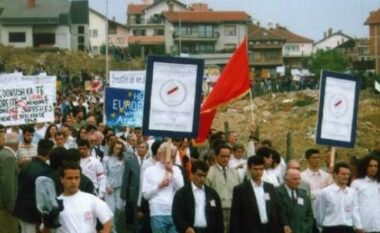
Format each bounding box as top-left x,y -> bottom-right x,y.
0,74 -> 56,126
104,87 -> 144,127
316,70 -> 360,147
142,56 -> 204,138
109,71 -> 145,90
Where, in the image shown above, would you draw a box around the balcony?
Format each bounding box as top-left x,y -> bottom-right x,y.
173,31 -> 220,42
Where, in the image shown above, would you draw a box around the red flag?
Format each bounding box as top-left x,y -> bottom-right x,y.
194,38 -> 251,144
193,109 -> 216,145
201,37 -> 251,112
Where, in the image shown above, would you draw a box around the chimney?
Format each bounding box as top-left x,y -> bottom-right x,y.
328,27 -> 333,36
27,0 -> 36,8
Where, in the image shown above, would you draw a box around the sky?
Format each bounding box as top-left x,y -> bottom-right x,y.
90,0 -> 380,41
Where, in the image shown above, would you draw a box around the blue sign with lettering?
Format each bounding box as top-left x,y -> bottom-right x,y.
104,87 -> 144,127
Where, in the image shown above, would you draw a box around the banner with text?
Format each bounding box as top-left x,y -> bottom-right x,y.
104,87 -> 144,127
0,74 -> 56,126
109,71 -> 146,90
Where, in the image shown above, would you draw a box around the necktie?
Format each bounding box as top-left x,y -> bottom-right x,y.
222,167 -> 227,181
291,189 -> 297,203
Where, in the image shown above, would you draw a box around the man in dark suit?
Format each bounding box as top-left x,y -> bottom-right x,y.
276,168 -> 314,233
121,141 -> 148,232
13,139 -> 55,233
230,156 -> 288,233
173,160 -> 224,233
0,131 -> 19,233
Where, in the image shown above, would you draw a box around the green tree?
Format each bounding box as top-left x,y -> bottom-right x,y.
307,50 -> 350,76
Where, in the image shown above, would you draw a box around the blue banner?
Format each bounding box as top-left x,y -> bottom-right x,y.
104,87 -> 144,128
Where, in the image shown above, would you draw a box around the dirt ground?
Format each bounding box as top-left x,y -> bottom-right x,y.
212,89 -> 380,163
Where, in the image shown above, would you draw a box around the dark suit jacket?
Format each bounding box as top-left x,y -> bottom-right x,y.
120,155 -> 141,202
172,183 -> 224,233
276,185 -> 314,233
0,148 -> 18,212
230,180 -> 285,233
121,155 -> 141,224
13,157 -> 51,223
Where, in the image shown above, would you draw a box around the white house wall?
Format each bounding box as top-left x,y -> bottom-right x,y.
144,3 -> 185,36
215,23 -> 247,51
0,26 -> 33,48
314,35 -> 349,52
283,42 -> 313,57
89,10 -> 107,53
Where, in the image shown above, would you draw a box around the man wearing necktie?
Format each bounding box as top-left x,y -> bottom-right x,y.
277,168 -> 314,233
207,144 -> 240,233
121,141 -> 149,232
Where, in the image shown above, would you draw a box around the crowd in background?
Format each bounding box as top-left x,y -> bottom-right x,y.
0,70 -> 380,233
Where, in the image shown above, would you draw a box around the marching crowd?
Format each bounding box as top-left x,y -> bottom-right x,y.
0,88 -> 380,233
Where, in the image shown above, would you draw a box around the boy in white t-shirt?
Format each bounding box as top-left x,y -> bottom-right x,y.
55,162 -> 113,233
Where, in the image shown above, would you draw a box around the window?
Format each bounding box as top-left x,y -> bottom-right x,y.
224,44 -> 236,52
78,26 -> 85,34
198,25 -> 214,38
154,29 -> 164,36
196,43 -> 214,53
133,29 -> 146,36
33,33 -> 55,47
9,32 -> 26,43
92,29 -> 98,38
78,44 -> 85,51
78,36 -> 84,43
224,25 -> 236,36
180,26 -> 192,36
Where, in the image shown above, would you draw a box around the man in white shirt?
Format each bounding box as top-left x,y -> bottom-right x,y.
17,125 -> 38,167
301,148 -> 332,212
142,141 -> 184,233
228,144 -> 247,181
230,155 -> 287,233
78,139 -> 107,198
55,162 -> 112,233
173,160 -> 224,233
316,162 -> 364,233
351,155 -> 380,233
256,147 -> 280,187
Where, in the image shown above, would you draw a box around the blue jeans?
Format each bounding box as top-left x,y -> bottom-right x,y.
150,216 -> 177,233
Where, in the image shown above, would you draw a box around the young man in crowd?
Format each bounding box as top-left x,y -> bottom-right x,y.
351,155 -> 380,233
230,156 -> 286,233
142,142 -> 184,233
55,162 -> 112,233
316,162 -> 363,233
173,160 -> 224,233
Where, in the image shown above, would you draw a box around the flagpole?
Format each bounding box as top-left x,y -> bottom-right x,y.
249,89 -> 255,123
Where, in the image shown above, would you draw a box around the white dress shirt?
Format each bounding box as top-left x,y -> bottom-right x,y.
301,168 -> 332,214
142,162 -> 184,216
138,157 -> 157,206
262,169 -> 279,187
316,183 -> 362,229
250,179 -> 268,224
350,176 -> 380,232
228,156 -> 247,181
80,156 -> 107,197
192,182 -> 207,227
